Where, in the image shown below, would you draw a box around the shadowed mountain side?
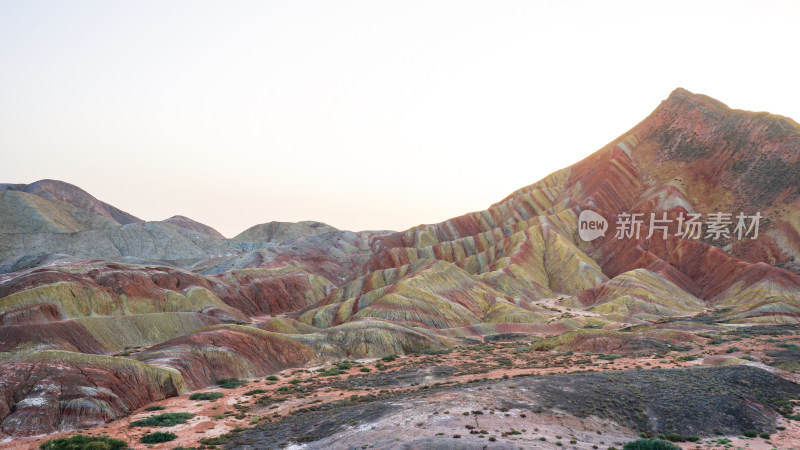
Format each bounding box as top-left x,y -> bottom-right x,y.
0,222 -> 239,268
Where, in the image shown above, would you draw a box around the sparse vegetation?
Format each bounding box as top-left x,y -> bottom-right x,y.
140,431 -> 177,443
216,378 -> 246,389
189,392 -> 224,401
130,412 -> 194,427
245,388 -> 268,395
320,368 -> 343,377
40,434 -> 128,450
623,440 -> 680,450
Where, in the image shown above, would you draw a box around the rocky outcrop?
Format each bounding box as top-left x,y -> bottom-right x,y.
0,351 -> 183,436
134,325 -> 316,389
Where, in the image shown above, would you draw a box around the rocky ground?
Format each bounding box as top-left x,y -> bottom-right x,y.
5,327 -> 799,450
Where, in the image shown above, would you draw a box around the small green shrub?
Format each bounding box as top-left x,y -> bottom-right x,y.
743,430 -> 757,438
40,434 -> 127,450
144,405 -> 166,411
245,389 -> 267,396
189,392 -> 224,401
382,354 -> 397,362
200,435 -> 230,445
421,348 -> 452,355
216,378 -> 246,389
140,431 -> 177,443
266,375 -> 279,381
130,412 -> 194,427
622,439 -> 680,450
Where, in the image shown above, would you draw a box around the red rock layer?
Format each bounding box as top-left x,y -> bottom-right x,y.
134,325 -> 316,390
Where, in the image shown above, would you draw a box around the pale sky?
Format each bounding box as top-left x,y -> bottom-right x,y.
1,1 -> 798,238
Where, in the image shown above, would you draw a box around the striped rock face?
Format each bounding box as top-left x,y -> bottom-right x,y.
2,88 -> 800,438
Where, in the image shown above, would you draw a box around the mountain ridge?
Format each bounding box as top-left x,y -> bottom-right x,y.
3,88 -> 800,440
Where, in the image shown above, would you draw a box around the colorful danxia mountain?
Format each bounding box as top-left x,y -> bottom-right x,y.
2,88 -> 800,449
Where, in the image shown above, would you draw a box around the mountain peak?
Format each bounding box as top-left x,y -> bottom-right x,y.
659,87 -> 731,115
0,179 -> 142,225
162,215 -> 225,239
